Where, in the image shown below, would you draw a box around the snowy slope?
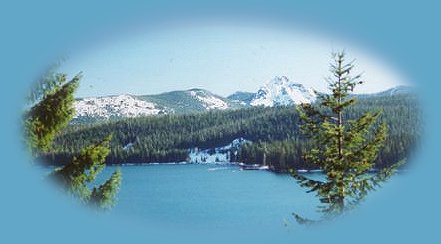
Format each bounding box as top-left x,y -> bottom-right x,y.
188,89 -> 229,110
376,86 -> 412,96
250,76 -> 316,107
74,94 -> 165,119
73,89 -> 232,122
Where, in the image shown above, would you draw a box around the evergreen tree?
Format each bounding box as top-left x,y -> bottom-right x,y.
51,136 -> 122,209
25,73 -> 81,155
290,51 -> 403,223
90,169 -> 122,209
24,68 -> 121,209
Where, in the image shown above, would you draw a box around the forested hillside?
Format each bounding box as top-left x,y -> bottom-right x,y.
238,94 -> 420,171
40,93 -> 420,171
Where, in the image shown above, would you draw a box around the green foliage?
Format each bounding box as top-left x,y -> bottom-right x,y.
24,73 -> 81,155
44,106 -> 303,164
238,139 -> 309,172
290,51 -> 403,222
236,93 -> 419,171
51,136 -> 111,199
24,69 -> 121,210
51,136 -> 122,209
90,169 -> 122,209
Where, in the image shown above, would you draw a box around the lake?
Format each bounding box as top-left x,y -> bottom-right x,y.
95,163 -> 322,231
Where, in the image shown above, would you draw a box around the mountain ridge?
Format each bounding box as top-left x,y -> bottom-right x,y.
73,77 -> 412,123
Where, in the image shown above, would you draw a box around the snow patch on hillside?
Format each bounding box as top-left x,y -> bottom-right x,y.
74,95 -> 164,119
188,138 -> 250,164
189,90 -> 229,110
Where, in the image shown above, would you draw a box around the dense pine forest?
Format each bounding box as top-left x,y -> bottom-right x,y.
40,93 -> 420,171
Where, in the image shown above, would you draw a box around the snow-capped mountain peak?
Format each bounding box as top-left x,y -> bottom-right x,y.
250,76 -> 316,107
72,77 -> 319,122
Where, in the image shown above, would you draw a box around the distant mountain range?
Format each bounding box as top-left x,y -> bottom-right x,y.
73,76 -> 411,122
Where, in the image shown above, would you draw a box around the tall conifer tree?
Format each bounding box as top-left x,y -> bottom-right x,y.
290,51 -> 402,223
51,136 -> 122,209
25,73 -> 81,155
24,68 -> 121,209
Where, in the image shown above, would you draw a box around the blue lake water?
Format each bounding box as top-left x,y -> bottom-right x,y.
95,163 -> 322,231
37,162 -> 403,237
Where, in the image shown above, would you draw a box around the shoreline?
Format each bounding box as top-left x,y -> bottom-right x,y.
45,161 -> 406,174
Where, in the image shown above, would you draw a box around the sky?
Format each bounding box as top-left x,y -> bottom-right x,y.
59,22 -> 408,98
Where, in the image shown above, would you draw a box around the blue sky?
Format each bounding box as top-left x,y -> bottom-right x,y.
60,22 -> 407,98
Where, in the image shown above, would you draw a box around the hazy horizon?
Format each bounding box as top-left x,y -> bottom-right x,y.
72,78 -> 408,99
59,22 -> 408,98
